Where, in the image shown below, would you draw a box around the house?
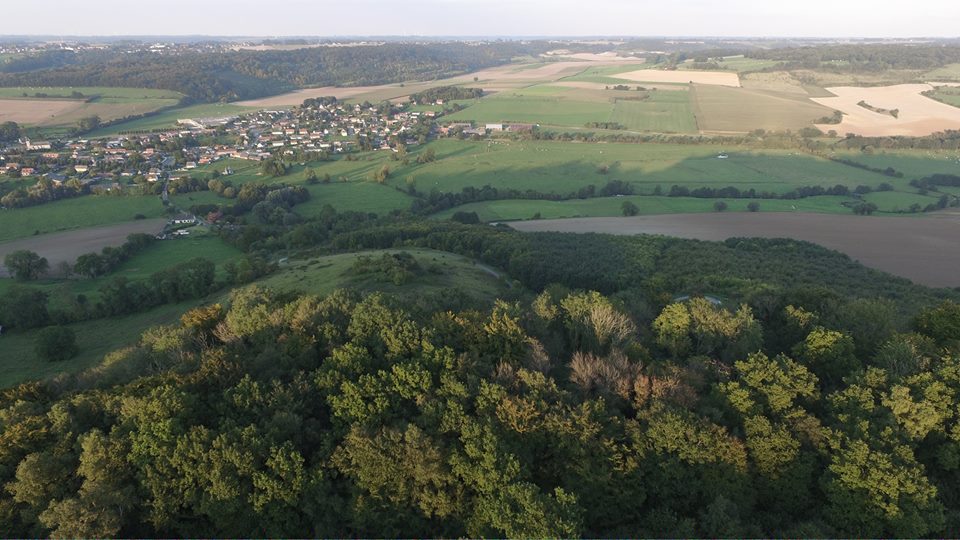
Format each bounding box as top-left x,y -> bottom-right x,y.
486,123 -> 504,132
25,140 -> 52,151
172,214 -> 195,225
20,167 -> 35,176
74,165 -> 89,174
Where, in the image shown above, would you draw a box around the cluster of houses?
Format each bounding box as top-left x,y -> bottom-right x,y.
0,93 -> 536,205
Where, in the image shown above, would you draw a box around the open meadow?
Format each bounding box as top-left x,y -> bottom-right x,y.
256,248 -> 508,301
86,102 -> 256,136
388,140 -> 917,195
691,84 -> 835,132
0,194 -> 165,242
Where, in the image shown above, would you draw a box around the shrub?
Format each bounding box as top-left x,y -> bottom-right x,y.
34,326 -> 79,362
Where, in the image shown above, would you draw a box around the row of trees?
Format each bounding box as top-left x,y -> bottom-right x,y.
0,42 -> 547,102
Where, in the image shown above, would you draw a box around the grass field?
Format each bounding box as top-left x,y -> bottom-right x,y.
166,154 -> 416,216
925,64 -> 960,81
0,298 -> 217,388
837,151 -> 960,179
0,86 -> 182,100
431,195 -> 856,221
162,140 -> 953,219
444,93 -> 614,127
256,248 -> 508,302
299,181 -> 414,215
394,140 -> 909,195
0,233 -> 242,307
612,91 -> 697,132
0,195 -> 165,242
444,84 -> 696,132
87,103 -> 256,137
926,87 -> 960,108
558,64 -> 670,85
691,84 -> 835,132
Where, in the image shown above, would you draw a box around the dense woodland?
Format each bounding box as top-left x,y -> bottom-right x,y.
747,44 -> 960,72
0,43 -> 545,102
3,214 -> 960,536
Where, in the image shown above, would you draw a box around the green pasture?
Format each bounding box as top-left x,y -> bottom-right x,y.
0,195 -> 165,242
431,195 -> 856,222
256,248 -> 508,301
87,103 -> 256,137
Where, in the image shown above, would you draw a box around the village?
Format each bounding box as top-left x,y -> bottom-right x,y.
0,94 -> 516,215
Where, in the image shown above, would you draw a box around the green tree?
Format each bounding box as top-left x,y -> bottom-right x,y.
4,250 -> 49,281
621,201 -> 639,216
34,326 -> 79,362
793,327 -> 859,386
0,285 -> 50,329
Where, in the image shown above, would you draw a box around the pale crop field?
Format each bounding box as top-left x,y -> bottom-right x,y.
615,69 -> 741,87
812,84 -> 960,136
692,85 -> 834,133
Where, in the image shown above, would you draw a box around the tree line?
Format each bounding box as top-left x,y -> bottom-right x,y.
0,43 -> 547,102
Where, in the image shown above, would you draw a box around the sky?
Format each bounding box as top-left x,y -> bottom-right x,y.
5,0 -> 960,38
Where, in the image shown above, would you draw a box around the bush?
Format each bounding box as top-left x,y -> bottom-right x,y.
714,201 -> 728,212
622,201 -> 639,216
34,326 -> 79,362
451,211 -> 481,224
747,202 -> 760,212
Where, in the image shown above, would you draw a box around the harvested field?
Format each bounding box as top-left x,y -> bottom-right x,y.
543,52 -> 644,63
237,85 -> 418,107
0,219 -> 166,278
240,58 -> 649,107
692,85 -> 834,133
0,99 -> 84,124
615,69 -> 741,87
812,84 -> 960,136
509,213 -> 960,287
552,81 -> 686,92
0,87 -> 182,128
740,71 -> 809,95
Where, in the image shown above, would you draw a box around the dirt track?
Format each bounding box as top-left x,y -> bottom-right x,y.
0,219 -> 166,278
508,213 -> 960,288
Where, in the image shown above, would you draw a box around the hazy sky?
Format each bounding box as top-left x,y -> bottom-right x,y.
6,0 -> 960,37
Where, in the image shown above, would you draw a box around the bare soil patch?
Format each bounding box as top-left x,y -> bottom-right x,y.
0,99 -> 84,124
0,219 -> 166,278
616,69 -> 741,87
812,84 -> 960,136
509,213 -> 960,288
237,85 -> 407,107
